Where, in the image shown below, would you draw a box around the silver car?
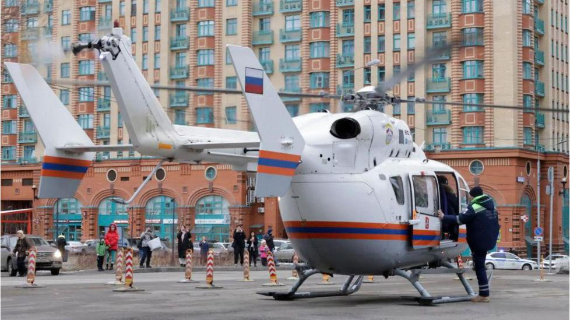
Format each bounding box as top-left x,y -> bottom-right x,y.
482,252 -> 538,270
1,235 -> 63,276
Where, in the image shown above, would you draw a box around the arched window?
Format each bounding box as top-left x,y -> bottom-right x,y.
194,195 -> 230,242
54,198 -> 82,215
521,194 -> 533,258
145,196 -> 177,241
98,197 -> 127,215
52,198 -> 82,241
146,196 -> 176,216
196,195 -> 229,215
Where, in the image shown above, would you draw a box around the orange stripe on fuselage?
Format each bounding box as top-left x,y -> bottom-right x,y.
43,156 -> 92,167
413,239 -> 441,246
283,221 -> 409,229
257,165 -> 296,176
287,233 -> 408,241
413,230 -> 441,235
258,150 -> 301,162
41,169 -> 86,180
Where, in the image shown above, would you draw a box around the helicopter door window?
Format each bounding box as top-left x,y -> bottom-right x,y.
458,177 -> 469,213
389,176 -> 405,205
412,176 -> 439,215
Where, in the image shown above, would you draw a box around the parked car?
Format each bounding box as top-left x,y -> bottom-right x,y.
220,242 -> 234,254
541,254 -> 570,271
83,239 -> 99,254
482,252 -> 538,270
65,241 -> 86,254
192,242 -> 228,256
274,242 -> 304,263
273,239 -> 289,250
1,234 -> 63,275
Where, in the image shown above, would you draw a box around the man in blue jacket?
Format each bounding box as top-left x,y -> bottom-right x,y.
438,186 -> 500,302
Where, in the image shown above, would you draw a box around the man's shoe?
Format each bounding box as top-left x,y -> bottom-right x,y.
471,295 -> 490,303
146,265 -> 152,268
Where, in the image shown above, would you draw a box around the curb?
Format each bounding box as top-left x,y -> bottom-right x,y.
68,265 -> 294,274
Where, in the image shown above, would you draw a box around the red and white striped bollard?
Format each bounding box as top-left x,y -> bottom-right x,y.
113,247 -> 144,292
263,251 -> 284,286
178,249 -> 197,283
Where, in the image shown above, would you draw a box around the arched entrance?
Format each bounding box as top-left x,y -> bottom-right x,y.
98,197 -> 129,240
52,198 -> 83,241
521,194 -> 533,257
145,196 -> 177,242
193,195 -> 230,242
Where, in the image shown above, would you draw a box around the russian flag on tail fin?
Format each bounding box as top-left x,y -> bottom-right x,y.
245,68 -> 264,94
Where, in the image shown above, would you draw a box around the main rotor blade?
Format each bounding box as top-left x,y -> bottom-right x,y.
376,42 -> 455,95
399,99 -> 568,113
48,79 -> 338,99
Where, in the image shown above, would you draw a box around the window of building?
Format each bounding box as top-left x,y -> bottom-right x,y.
259,18 -> 271,31
174,109 -> 185,125
198,21 -> 214,36
142,26 -> 148,41
142,54 -> 148,70
523,62 -> 532,80
463,93 -> 483,111
461,0 -> 482,13
284,75 -> 300,91
60,63 -> 70,78
286,105 -> 299,117
3,70 -> 12,84
227,0 -> 237,6
462,60 -> 483,79
2,147 -> 16,161
394,65 -> 401,76
342,70 -> 354,87
407,1 -> 415,18
155,0 -> 161,12
407,33 -> 415,50
393,103 -> 401,115
310,11 -> 330,28
462,27 -> 484,46
310,41 -> 329,58
2,120 -> 16,134
309,103 -> 329,113
3,44 -> 17,57
60,36 -> 71,52
259,47 -> 270,61
522,0 -> 532,15
342,40 -> 354,56
4,0 -> 18,7
378,66 -> 385,82
285,44 -> 300,60
432,64 -> 445,79
79,6 -> 95,21
154,53 -> 160,69
130,28 -> 137,43
378,3 -> 385,21
175,52 -> 186,66
175,23 -> 187,37
198,0 -> 215,7
463,127 -> 483,144
522,30 -> 532,47
5,19 -> 19,32
523,127 -> 533,145
23,146 -> 35,160
285,15 -> 301,31
153,25 -> 161,41
364,5 -> 371,22
62,10 -> 71,25
196,107 -> 214,124
225,106 -> 236,124
433,0 -> 446,15
77,114 -> 94,129
469,160 -> 484,175
142,0 -> 149,13
2,95 -> 16,109
393,2 -> 400,20
60,89 -> 69,105
78,60 -> 94,75
197,49 -> 215,65
378,35 -> 385,52
310,72 -> 330,89
342,9 -> 354,25
364,68 -> 371,85
393,34 -> 401,51
79,87 -> 94,102
226,76 -> 237,89
523,95 -> 533,110
226,18 -> 237,35
433,128 -> 447,145
364,37 -> 371,53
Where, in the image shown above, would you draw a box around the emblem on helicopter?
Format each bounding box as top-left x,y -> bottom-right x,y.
385,123 -> 394,145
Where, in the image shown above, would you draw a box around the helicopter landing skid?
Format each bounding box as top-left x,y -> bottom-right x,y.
257,267 -> 364,300
397,260 -> 479,306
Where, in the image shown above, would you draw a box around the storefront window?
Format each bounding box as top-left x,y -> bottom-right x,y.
145,196 -> 177,242
193,195 -> 230,242
52,198 -> 82,241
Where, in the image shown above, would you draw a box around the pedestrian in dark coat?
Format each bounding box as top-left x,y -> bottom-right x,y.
177,225 -> 193,267
199,236 -> 209,265
13,230 -> 33,277
439,186 -> 500,303
247,232 -> 259,267
56,234 -> 67,260
232,226 -> 246,266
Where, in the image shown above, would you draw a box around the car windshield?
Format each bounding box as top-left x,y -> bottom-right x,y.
545,255 -> 565,260
30,237 -> 49,246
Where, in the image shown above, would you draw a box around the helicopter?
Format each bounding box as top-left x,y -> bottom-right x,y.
6,27 -> 550,305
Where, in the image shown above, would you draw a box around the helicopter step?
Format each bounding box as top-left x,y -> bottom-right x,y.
257,265 -> 364,300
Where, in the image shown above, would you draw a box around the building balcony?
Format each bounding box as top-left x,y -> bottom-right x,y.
253,1 -> 274,16
279,58 -> 302,73
21,2 -> 40,15
426,77 -> 451,93
336,84 -> 354,96
97,98 -> 111,111
19,106 -> 30,117
279,88 -> 301,102
535,112 -> 545,128
535,80 -> 545,96
426,13 -> 451,29
43,1 -> 53,12
17,157 -> 38,164
96,126 -> 111,139
426,110 -> 451,125
534,49 -> 545,66
98,0 -> 113,3
169,93 -> 189,108
252,30 -> 274,45
280,0 -> 302,13
42,26 -> 52,37
18,132 -> 37,143
425,142 -> 452,151
336,0 -> 354,7
170,36 -> 189,50
99,16 -> 112,30
427,45 -> 451,60
279,29 -> 302,43
170,7 -> 190,22
534,18 -> 545,35
336,24 -> 355,37
534,0 -> 544,4
336,54 -> 354,68
21,28 -> 39,40
170,65 -> 189,79
260,59 -> 274,74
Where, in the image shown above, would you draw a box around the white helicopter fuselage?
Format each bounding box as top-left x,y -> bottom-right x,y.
280,111 -> 468,275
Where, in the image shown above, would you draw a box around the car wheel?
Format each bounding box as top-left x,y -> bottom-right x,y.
485,263 -> 495,270
8,258 -> 17,276
522,264 -> 532,271
51,269 -> 60,275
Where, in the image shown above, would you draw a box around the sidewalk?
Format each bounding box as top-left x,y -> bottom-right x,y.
70,264 -> 294,275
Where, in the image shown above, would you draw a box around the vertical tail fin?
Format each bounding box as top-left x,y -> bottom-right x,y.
227,45 -> 305,197
5,62 -> 94,198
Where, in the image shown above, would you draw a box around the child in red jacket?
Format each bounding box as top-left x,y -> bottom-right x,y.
104,223 -> 119,270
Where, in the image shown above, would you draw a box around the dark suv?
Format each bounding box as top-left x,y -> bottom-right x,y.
1,235 -> 63,276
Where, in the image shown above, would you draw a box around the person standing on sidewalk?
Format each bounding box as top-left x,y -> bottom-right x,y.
438,186 -> 499,303
56,233 -> 67,262
259,240 -> 269,267
12,230 -> 33,277
139,227 -> 156,268
199,236 -> 209,265
177,225 -> 192,267
104,223 -> 119,270
96,236 -> 107,271
232,226 -> 246,267
247,231 -> 259,267
264,228 -> 278,266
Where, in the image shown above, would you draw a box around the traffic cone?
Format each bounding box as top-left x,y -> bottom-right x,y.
113,247 -> 144,292
15,247 -> 45,289
240,251 -> 254,282
106,248 -> 123,285
263,251 -> 285,286
363,275 -> 376,283
196,249 -> 223,289
318,273 -> 334,285
178,249 -> 197,283
287,252 -> 299,280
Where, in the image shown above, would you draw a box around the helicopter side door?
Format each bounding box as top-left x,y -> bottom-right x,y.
408,173 -> 442,249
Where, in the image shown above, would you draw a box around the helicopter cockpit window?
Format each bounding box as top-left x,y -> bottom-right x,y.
412,176 -> 439,215
389,176 -> 405,205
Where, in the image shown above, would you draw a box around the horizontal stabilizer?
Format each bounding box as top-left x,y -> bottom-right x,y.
57,144 -> 136,153
182,141 -> 260,150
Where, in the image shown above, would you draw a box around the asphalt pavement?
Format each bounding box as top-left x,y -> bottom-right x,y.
1,269 -> 568,320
